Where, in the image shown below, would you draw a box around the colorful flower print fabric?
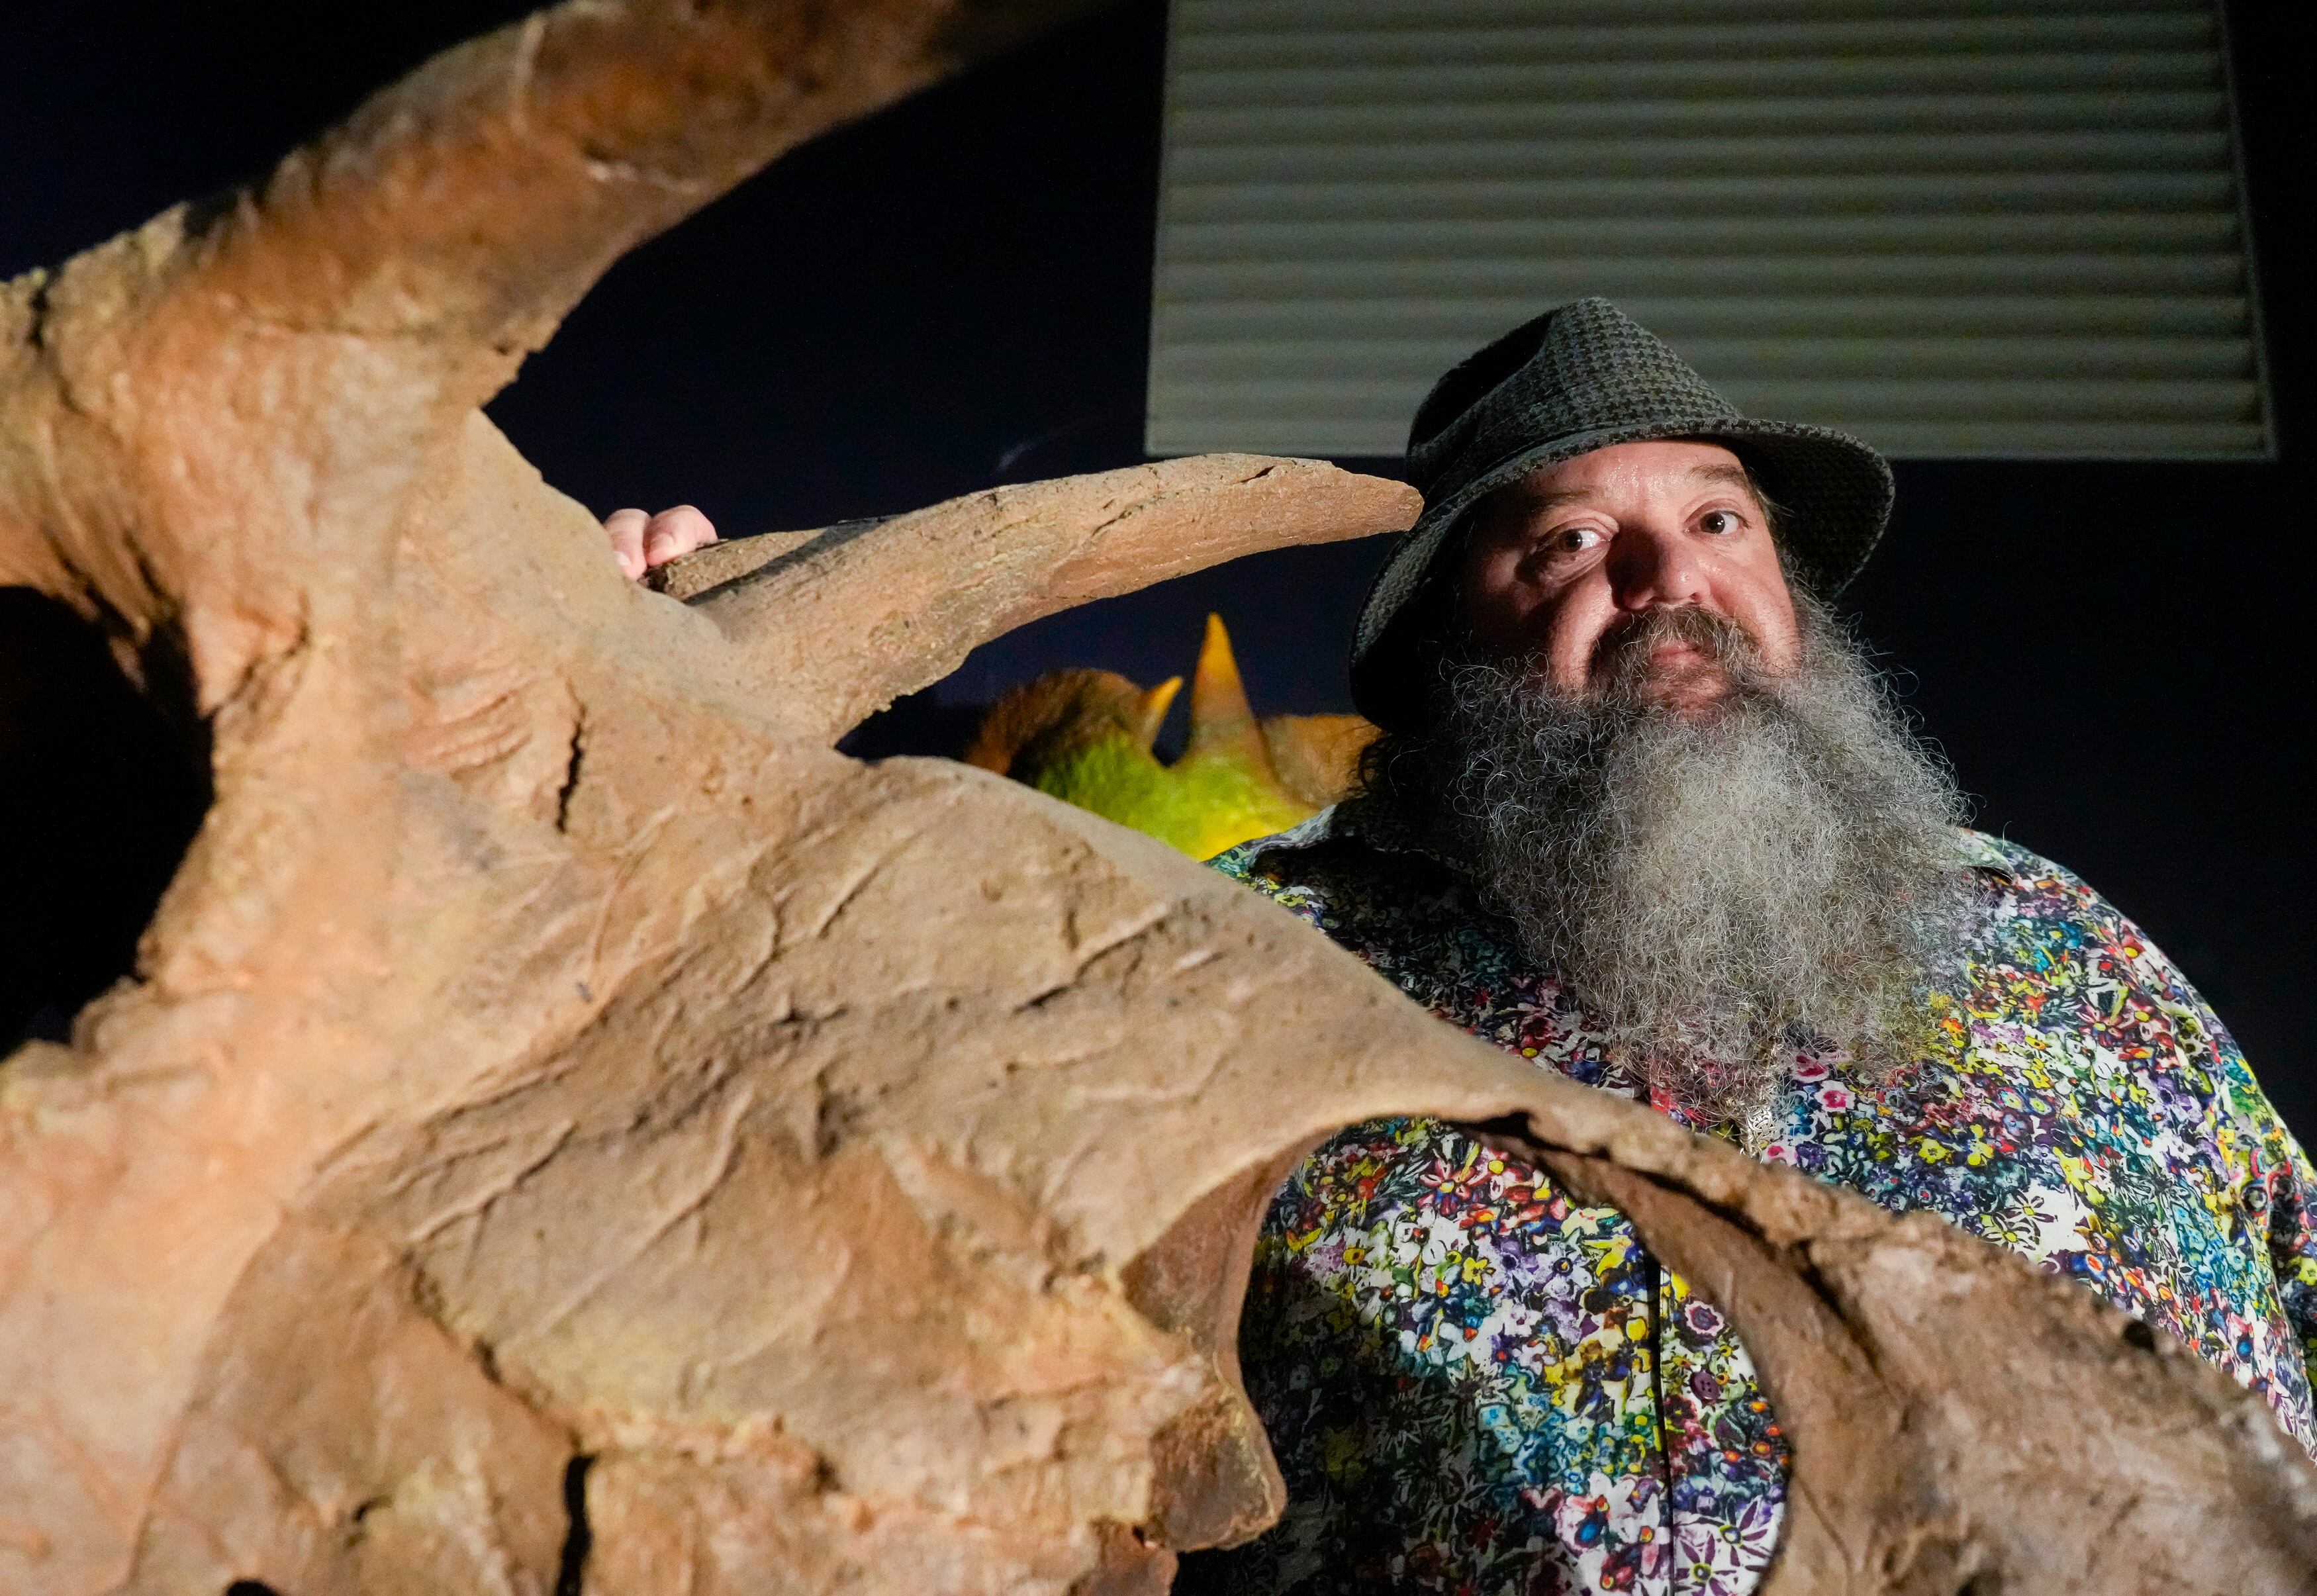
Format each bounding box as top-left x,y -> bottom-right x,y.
1180,808 -> 2317,1596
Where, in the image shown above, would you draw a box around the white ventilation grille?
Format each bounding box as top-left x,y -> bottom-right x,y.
1146,0 -> 2269,459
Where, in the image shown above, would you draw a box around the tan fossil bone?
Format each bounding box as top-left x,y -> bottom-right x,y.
1,3 -> 2312,1592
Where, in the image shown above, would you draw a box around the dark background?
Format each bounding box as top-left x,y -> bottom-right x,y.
3,3 -> 2307,1138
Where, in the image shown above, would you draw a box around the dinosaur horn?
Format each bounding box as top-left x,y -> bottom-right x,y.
1137,677 -> 1183,753
1185,614 -> 1273,771
698,459 -> 1419,745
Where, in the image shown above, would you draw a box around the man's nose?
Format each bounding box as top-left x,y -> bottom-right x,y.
1607,524 -> 1707,612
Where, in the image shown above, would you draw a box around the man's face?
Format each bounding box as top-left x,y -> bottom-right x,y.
1411,441 -> 1963,1117
1456,440 -> 1800,716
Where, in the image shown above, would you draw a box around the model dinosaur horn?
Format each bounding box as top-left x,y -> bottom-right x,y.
1137,676 -> 1183,752
1184,614 -> 1270,770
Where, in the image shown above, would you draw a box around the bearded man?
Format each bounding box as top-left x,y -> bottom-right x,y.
1170,299 -> 2317,1596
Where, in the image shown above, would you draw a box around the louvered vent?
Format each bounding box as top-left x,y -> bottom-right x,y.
1146,0 -> 2269,459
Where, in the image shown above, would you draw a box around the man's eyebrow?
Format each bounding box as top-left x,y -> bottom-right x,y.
1687,463 -> 1755,491
1501,484 -> 1595,514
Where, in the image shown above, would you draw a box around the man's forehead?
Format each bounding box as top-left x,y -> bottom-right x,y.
1504,440 -> 1752,508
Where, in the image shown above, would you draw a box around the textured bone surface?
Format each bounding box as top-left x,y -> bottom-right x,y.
0,3 -> 2312,1593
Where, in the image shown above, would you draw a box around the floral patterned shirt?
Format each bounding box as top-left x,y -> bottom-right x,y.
1184,806 -> 2317,1596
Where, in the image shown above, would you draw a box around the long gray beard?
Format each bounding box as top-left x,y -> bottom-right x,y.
1405,600 -> 1967,1127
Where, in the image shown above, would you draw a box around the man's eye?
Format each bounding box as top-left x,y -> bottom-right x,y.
1543,526 -> 1602,555
1699,509 -> 1744,535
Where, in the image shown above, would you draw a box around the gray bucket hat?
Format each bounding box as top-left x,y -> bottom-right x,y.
1350,297 -> 1893,730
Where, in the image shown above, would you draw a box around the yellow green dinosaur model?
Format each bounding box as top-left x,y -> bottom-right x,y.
965,615 -> 1378,860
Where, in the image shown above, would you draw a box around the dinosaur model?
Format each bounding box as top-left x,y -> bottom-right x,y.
963,615 -> 1378,859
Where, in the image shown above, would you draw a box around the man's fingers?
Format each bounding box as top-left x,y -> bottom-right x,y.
605,505 -> 718,583
643,505 -> 718,568
605,507 -> 649,580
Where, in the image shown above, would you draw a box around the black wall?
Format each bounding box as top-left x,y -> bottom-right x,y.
4,3 -> 2307,1137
